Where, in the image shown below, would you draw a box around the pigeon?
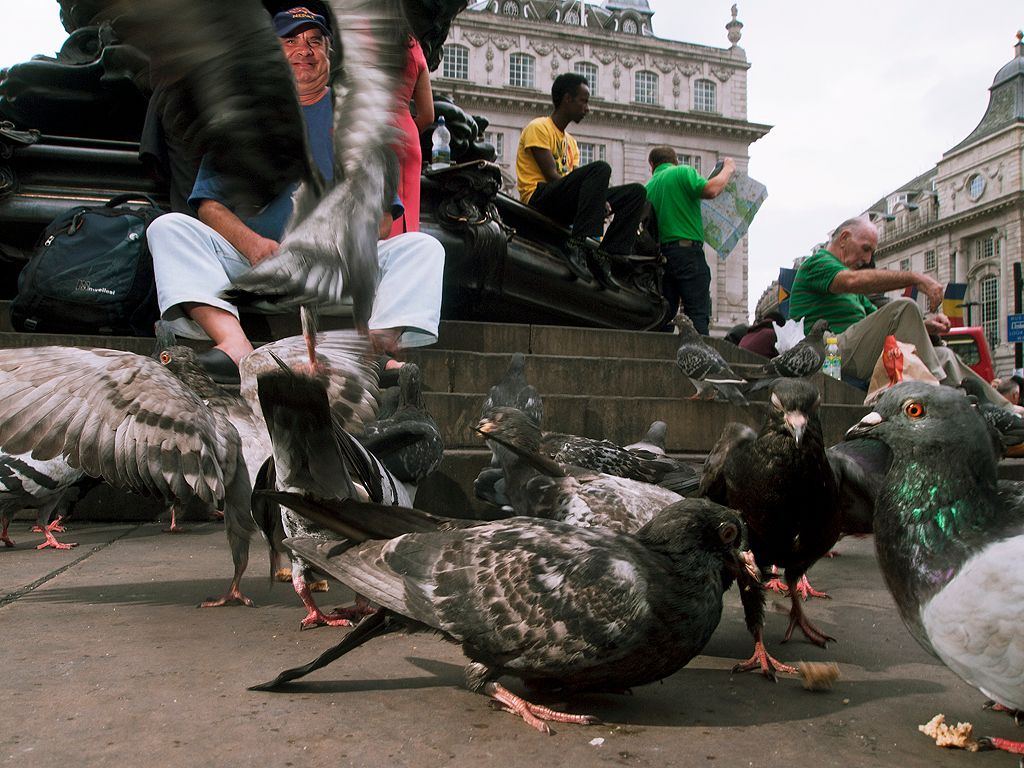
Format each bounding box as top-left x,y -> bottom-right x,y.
0,340 -> 250,558
625,420 -> 669,455
476,407 -> 682,533
748,318 -> 829,392
104,0 -> 414,328
538,428 -> 699,495
672,313 -> 748,406
481,352 -> 544,428
0,455 -> 85,550
252,332 -> 412,628
249,497 -> 752,734
358,362 -> 444,503
700,378 -> 841,678
845,382 -> 1024,759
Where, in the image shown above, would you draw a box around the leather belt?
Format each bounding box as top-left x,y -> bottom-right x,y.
665,238 -> 703,248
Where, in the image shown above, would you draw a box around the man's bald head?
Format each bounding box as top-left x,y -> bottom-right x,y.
828,215 -> 878,269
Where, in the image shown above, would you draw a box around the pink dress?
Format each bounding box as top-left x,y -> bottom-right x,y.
389,37 -> 428,238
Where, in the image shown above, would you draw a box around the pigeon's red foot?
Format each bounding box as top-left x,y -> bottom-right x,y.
1,530 -> 14,547
200,588 -> 254,608
793,575 -> 830,600
35,528 -> 78,550
299,608 -> 353,630
32,516 -> 67,534
484,681 -> 599,734
824,550 -> 841,558
782,596 -> 835,647
763,576 -> 788,594
733,632 -> 798,680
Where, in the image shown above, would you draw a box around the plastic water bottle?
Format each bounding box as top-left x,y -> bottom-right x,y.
430,116 -> 451,170
822,335 -> 842,380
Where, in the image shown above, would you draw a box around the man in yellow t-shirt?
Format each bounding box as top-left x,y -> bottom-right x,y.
515,73 -> 646,290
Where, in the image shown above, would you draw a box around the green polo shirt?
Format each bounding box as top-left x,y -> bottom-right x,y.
645,163 -> 707,242
788,248 -> 876,334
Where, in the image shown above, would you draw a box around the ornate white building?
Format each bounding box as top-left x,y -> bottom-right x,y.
867,33 -> 1024,375
436,1 -> 771,332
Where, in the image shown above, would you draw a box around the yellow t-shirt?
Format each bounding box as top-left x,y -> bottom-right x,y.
515,117 -> 579,203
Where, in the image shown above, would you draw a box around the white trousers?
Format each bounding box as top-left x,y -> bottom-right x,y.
148,212 -> 444,348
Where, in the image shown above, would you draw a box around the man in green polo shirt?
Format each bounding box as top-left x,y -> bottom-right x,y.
789,215 -> 997,396
645,147 -> 735,334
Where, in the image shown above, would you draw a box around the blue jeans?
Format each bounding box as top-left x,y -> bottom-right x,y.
661,240 -> 711,335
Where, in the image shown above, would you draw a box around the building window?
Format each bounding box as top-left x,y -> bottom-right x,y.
578,142 -> 606,165
441,44 -> 469,80
980,275 -> 999,351
899,258 -> 911,272
501,0 -> 520,17
634,70 -> 659,105
679,153 -> 701,172
974,235 -> 999,263
574,61 -> 598,96
693,79 -> 716,112
484,131 -> 505,163
622,17 -> 638,34
968,173 -> 986,201
508,53 -> 535,88
887,192 -> 909,214
924,250 -> 936,271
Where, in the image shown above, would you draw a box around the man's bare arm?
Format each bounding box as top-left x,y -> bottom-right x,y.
198,200 -> 279,267
702,157 -> 735,199
830,268 -> 944,311
528,146 -> 562,183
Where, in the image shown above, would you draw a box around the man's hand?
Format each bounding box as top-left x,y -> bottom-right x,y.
924,313 -> 951,335
242,236 -> 279,267
379,213 -> 394,241
917,275 -> 945,311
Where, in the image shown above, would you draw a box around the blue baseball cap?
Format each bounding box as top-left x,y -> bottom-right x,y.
272,6 -> 330,37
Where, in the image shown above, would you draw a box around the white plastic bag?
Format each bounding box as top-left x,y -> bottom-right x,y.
773,317 -> 806,354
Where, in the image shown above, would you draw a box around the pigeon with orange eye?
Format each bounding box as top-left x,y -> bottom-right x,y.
845,381 -> 1024,761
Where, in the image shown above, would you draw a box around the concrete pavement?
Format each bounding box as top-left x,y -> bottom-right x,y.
1,520 -> 1015,768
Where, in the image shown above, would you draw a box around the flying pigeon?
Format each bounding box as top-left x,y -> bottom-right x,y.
0,341 -> 250,556
253,332 -> 411,628
103,0 -> 419,327
476,407 -> 682,533
358,362 -> 444,503
250,497 -> 752,733
748,318 -> 829,392
700,378 -> 841,678
672,313 -> 748,406
845,382 -> 1023,760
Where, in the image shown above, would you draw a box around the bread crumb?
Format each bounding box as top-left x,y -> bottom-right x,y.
798,662 -> 840,691
918,714 -> 981,751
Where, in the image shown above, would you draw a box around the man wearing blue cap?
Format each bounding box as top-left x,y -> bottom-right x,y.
147,6 -> 444,384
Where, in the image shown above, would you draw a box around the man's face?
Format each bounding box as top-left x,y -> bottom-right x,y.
564,83 -> 591,123
280,26 -> 330,90
836,224 -> 878,269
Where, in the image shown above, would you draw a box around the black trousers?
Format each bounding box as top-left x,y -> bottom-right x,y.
529,161 -> 646,255
661,240 -> 711,335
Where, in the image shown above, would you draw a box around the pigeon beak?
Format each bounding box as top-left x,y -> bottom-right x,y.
475,419 -> 495,435
846,410 -> 883,439
784,410 -> 807,446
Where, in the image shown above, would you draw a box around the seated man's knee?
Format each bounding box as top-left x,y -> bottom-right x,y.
885,297 -> 924,317
583,160 -> 611,181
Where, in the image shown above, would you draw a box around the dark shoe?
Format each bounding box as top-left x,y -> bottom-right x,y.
560,243 -> 592,281
588,251 -> 620,292
196,348 -> 241,386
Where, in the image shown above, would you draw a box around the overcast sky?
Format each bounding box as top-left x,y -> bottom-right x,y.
2,2 -> 1022,317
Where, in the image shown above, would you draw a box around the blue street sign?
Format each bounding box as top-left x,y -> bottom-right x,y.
1008,314 -> 1024,343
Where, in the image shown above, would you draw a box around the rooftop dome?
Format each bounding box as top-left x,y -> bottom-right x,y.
992,31 -> 1024,86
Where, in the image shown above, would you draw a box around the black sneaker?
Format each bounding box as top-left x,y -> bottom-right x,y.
561,243 -> 592,281
588,251 -> 620,292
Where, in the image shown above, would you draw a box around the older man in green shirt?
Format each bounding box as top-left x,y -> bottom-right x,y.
645,147 -> 735,334
789,216 -> 997,397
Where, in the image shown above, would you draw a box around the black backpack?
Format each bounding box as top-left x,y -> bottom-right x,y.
11,193 -> 166,336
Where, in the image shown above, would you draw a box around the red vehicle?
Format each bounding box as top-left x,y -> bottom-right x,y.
940,326 -> 995,383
